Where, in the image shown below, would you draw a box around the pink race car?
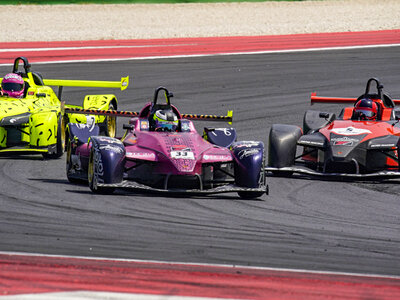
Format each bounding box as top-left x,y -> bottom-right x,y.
66,87 -> 268,199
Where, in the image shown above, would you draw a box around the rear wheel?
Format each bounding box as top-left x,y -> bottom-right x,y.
66,139 -> 81,183
43,114 -> 65,159
105,103 -> 116,138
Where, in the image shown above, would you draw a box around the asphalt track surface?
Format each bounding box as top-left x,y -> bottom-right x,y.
0,46 -> 400,281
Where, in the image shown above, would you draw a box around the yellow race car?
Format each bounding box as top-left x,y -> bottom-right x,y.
0,57 -> 129,158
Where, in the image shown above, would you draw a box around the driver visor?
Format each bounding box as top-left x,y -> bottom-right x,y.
1,82 -> 24,92
356,109 -> 375,117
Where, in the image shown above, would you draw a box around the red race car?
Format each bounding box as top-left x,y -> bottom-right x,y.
267,78 -> 400,178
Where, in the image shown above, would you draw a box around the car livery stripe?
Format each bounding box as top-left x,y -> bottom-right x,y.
0,30 -> 399,64
0,252 -> 399,299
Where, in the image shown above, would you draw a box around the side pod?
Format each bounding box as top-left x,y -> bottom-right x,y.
268,124 -> 302,168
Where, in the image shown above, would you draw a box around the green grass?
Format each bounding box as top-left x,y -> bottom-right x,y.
0,0 -> 303,4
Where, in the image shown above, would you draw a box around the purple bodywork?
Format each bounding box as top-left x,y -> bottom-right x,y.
66,87 -> 267,198
123,116 -> 233,175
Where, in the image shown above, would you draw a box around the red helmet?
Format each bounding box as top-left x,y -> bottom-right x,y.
354,98 -> 378,120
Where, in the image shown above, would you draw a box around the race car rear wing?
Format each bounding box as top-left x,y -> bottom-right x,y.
44,76 -> 129,101
311,92 -> 400,105
43,77 -> 129,91
4,57 -> 129,93
65,107 -> 233,124
0,76 -> 129,91
311,78 -> 400,106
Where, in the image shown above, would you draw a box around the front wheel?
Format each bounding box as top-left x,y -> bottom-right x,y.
88,147 -> 115,194
233,141 -> 266,199
238,189 -> 267,200
237,165 -> 266,199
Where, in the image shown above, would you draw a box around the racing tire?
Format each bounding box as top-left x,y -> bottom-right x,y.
268,124 -> 302,176
238,189 -> 266,200
66,139 -> 81,183
232,142 -> 266,199
87,146 -> 115,194
237,154 -> 266,199
105,102 -> 117,138
43,114 -> 66,159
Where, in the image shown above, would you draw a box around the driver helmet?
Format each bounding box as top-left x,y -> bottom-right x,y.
1,73 -> 25,98
152,108 -> 179,131
354,98 -> 378,120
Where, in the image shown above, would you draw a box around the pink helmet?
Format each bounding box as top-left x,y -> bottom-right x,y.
1,73 -> 24,98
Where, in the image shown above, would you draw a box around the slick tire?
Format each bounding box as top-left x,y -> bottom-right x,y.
237,189 -> 265,199
235,147 -> 267,200
88,147 -> 115,194
268,124 -> 302,175
43,114 -> 66,159
66,139 -> 81,183
105,102 -> 117,138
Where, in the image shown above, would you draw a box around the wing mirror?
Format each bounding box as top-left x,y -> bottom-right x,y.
319,112 -> 330,119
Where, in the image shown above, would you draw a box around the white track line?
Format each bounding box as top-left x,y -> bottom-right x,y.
0,44 -> 196,53
1,250 -> 399,279
1,291 -> 232,300
0,43 -> 399,66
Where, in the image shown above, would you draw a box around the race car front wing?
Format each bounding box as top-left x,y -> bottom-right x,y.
97,180 -> 269,196
266,165 -> 400,179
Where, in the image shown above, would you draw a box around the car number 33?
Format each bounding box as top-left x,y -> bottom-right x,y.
171,150 -> 195,160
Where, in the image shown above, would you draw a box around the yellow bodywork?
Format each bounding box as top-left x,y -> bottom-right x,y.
0,69 -> 129,154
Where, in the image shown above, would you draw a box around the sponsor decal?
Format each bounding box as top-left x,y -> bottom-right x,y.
92,145 -> 104,186
126,152 -> 156,160
238,148 -> 260,159
203,154 -> 232,161
75,119 -> 96,131
370,144 -> 396,149
4,73 -> 22,80
97,137 -> 123,145
181,122 -> 191,131
125,136 -> 137,144
234,141 -> 261,148
298,140 -> 324,146
99,144 -> 124,154
171,145 -> 189,151
331,127 -> 371,136
140,120 -> 149,130
331,136 -> 359,146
